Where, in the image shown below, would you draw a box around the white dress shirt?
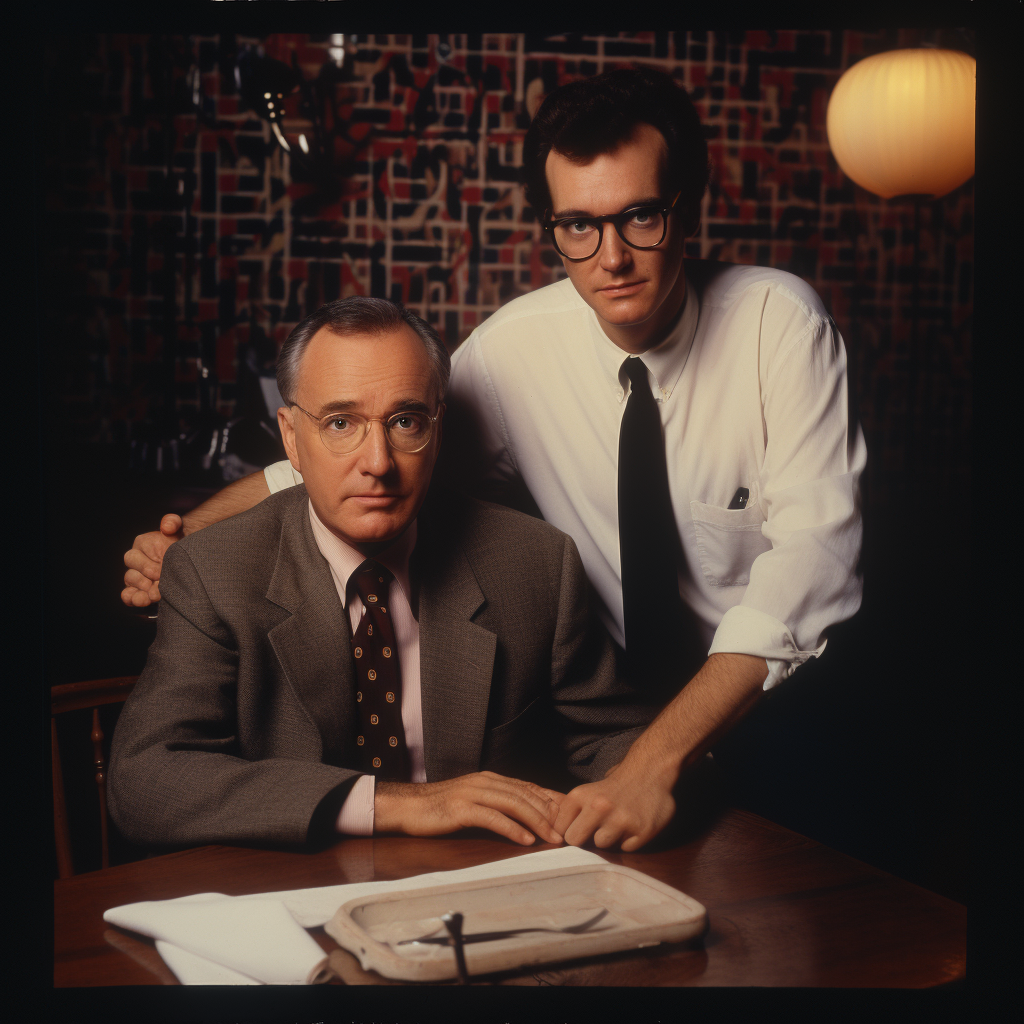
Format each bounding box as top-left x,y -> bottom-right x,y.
445,261 -> 866,690
301,500 -> 427,834
265,260 -> 865,693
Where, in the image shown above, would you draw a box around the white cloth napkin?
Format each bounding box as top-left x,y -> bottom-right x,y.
104,845 -> 607,985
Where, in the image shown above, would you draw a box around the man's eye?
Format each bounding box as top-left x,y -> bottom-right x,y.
629,209 -> 656,226
392,414 -> 423,431
325,417 -> 355,432
567,220 -> 594,234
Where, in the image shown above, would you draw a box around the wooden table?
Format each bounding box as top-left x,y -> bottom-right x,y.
54,807 -> 965,990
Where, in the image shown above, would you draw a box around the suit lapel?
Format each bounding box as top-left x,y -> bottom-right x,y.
266,497 -> 355,766
417,528 -> 496,782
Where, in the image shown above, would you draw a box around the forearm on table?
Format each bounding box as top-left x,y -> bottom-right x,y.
621,652 -> 768,783
180,471 -> 271,535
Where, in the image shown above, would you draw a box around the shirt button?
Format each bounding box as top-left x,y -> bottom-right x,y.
372,757 -> 381,768
386,691 -> 395,702
370,714 -> 379,725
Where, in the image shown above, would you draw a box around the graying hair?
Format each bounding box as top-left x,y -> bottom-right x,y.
276,297 -> 451,408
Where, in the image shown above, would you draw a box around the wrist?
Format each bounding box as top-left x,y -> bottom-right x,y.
372,780 -> 415,833
620,727 -> 686,789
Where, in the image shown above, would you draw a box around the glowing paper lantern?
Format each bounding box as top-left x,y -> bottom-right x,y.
826,48 -> 975,199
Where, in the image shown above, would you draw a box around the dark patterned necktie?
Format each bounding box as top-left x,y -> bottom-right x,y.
349,560 -> 410,782
617,357 -> 690,687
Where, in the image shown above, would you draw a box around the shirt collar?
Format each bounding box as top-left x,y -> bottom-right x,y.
586,278 -> 699,402
307,500 -> 416,608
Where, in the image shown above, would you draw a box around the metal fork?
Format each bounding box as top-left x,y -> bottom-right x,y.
396,907 -> 611,947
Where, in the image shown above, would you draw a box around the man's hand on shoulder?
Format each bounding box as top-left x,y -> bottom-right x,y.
374,771 -> 565,846
121,514 -> 183,608
120,470 -> 275,607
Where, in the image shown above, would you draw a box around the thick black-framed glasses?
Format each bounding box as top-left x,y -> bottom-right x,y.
291,402 -> 438,455
544,192 -> 682,262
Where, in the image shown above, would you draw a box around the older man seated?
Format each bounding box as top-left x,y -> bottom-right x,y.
108,297 -> 654,850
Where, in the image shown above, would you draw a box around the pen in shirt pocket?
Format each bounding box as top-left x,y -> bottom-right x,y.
727,487 -> 749,510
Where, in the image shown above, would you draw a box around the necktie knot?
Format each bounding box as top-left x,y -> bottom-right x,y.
623,357 -> 650,394
351,560 -> 393,605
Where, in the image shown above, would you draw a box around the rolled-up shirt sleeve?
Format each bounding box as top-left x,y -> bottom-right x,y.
708,304 -> 866,690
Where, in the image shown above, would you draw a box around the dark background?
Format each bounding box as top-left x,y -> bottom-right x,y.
41,27 -> 972,899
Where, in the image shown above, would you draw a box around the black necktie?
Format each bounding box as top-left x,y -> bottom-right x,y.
350,560 -> 411,782
617,357 -> 690,687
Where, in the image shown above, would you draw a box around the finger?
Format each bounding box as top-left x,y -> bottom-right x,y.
124,569 -> 156,591
121,586 -> 153,608
461,803 -> 537,846
478,774 -> 564,833
592,822 -> 627,849
519,781 -> 566,822
537,787 -> 567,809
552,792 -> 584,836
502,792 -> 564,844
124,547 -> 163,579
563,805 -> 605,848
469,785 -> 564,844
123,574 -> 163,603
160,514 -> 183,536
619,833 -> 648,853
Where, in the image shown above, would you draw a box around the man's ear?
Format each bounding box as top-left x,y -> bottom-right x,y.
277,405 -> 301,473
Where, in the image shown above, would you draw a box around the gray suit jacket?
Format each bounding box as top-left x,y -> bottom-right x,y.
108,486 -> 655,848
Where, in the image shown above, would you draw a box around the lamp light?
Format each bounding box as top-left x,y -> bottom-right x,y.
826,48 -> 975,199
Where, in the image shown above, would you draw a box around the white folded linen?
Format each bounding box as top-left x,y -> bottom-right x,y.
104,845 -> 606,985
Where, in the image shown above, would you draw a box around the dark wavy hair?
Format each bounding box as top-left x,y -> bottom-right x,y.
276,297 -> 450,408
522,66 -> 711,237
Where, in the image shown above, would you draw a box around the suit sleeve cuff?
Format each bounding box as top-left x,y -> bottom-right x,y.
335,773 -> 375,835
264,460 -> 304,494
708,605 -> 827,692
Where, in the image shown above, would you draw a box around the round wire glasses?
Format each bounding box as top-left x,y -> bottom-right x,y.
544,192 -> 682,262
290,403 -> 438,455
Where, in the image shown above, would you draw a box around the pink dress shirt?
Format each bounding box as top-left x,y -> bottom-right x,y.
307,502 -> 427,834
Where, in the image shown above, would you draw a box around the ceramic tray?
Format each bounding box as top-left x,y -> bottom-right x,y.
324,862 -> 708,982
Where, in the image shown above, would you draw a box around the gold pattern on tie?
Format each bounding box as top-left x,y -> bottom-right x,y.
349,560 -> 411,781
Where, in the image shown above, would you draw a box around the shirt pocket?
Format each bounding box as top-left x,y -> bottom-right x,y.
689,496 -> 773,587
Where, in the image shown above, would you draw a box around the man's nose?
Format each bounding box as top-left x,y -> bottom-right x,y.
358,420 -> 394,475
597,227 -> 633,273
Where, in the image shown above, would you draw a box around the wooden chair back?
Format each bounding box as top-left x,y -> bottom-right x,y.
51,676 -> 138,878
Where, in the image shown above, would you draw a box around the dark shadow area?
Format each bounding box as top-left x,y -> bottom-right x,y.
713,484 -> 967,903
